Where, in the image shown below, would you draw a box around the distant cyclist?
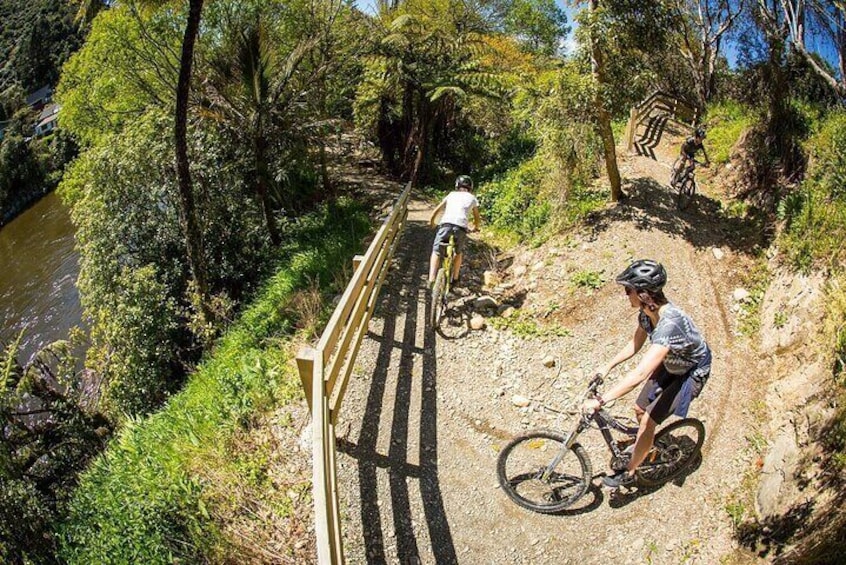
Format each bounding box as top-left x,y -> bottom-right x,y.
671,127 -> 710,187
428,175 -> 481,288
581,259 -> 712,488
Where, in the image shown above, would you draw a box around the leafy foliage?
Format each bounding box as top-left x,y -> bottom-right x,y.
0,335 -> 110,565
354,0 -> 508,183
780,111 -> 846,270
704,101 -> 754,164
0,0 -> 83,92
58,200 -> 370,564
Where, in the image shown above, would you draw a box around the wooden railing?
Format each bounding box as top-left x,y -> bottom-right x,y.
624,91 -> 699,155
296,182 -> 411,564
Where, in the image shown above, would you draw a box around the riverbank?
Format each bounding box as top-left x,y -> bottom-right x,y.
0,183 -> 53,227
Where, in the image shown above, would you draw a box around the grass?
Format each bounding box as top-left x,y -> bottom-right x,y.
705,101 -> 755,164
58,200 -> 371,564
489,312 -> 571,338
737,259 -> 771,337
570,269 -> 604,290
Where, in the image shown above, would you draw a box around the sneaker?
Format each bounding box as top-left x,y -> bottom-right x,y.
602,470 -> 635,488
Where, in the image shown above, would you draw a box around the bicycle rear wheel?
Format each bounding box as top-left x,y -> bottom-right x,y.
430,267 -> 446,329
497,430 -> 592,513
636,418 -> 705,487
676,177 -> 696,210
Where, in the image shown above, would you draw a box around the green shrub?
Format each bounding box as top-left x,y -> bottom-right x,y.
704,101 -> 754,164
780,111 -> 846,270
571,269 -> 604,290
58,201 -> 370,564
477,156 -> 551,240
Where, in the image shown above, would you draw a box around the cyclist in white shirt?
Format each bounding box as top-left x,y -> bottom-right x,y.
428,175 -> 481,287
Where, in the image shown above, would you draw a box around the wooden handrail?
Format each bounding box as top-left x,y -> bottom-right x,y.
297,182 -> 412,564
625,92 -> 700,154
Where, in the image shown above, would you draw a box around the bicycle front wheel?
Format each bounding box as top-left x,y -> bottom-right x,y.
636,418 -> 705,487
430,267 -> 446,329
497,430 -> 592,514
676,177 -> 696,210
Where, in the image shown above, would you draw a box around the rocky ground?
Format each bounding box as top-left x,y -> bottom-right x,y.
329,147 -> 773,564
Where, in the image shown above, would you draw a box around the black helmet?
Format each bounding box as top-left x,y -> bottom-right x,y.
695,126 -> 706,139
455,175 -> 473,190
615,259 -> 667,293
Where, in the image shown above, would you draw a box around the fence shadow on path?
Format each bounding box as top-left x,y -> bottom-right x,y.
339,217 -> 458,564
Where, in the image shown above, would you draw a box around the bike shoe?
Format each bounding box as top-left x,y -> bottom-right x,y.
602,470 -> 635,488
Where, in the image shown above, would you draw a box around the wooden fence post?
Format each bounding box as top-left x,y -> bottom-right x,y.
296,348 -> 316,411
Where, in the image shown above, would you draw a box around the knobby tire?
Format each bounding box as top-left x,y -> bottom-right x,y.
430,267 -> 446,329
676,176 -> 696,210
497,429 -> 592,514
636,418 -> 705,487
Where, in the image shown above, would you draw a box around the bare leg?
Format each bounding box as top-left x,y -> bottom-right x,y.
429,252 -> 441,284
452,253 -> 463,282
626,410 -> 658,476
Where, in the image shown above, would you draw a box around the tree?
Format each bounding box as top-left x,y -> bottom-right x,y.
780,0 -> 846,98
357,0 -> 504,185
0,336 -> 110,564
73,0 -> 213,322
174,0 -> 213,323
584,0 -> 623,201
202,2 -> 342,244
672,0 -> 746,107
488,0 -> 571,56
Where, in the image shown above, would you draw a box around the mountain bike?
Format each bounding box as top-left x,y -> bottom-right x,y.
496,374 -> 705,514
669,158 -> 707,210
430,229 -> 458,329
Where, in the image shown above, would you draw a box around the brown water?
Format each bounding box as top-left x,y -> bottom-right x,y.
0,192 -> 82,364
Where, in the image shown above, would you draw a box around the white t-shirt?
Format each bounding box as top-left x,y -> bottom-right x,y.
439,191 -> 478,229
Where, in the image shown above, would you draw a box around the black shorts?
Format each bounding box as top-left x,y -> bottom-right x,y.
636,366 -> 706,425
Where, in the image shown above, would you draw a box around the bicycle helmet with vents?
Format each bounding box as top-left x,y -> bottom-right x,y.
615,259 -> 667,293
695,126 -> 706,139
455,175 -> 473,190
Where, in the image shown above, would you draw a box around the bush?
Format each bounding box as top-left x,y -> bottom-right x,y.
780,111 -> 846,270
704,101 -> 754,165
58,200 -> 370,564
477,156 -> 551,241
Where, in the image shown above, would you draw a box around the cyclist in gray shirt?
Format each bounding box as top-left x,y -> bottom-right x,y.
582,259 -> 712,488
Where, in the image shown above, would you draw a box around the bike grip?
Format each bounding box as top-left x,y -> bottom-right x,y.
589,373 -> 603,390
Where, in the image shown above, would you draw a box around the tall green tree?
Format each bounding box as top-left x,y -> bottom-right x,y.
202,2 -> 342,244
357,0 -> 504,185
73,0 -> 213,321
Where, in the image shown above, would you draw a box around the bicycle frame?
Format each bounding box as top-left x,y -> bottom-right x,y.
437,232 -> 457,293
542,375 -> 639,481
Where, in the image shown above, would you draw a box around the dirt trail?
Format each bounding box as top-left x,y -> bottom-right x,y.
333,150 -> 766,564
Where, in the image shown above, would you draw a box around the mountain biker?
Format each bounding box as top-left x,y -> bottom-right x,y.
428,175 -> 481,288
671,127 -> 710,187
581,259 -> 712,488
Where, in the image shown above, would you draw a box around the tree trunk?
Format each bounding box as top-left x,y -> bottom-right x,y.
174,0 -> 212,321
590,0 -> 623,202
254,127 -> 280,246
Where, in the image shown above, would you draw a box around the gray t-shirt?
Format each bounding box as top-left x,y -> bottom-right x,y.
638,303 -> 709,375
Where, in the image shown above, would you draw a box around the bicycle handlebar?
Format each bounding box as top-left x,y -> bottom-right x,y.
587,374 -> 604,394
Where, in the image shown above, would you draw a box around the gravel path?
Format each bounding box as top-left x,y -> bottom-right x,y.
333,152 -> 765,564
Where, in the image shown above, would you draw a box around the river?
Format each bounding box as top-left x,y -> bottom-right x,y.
0,191 -> 82,365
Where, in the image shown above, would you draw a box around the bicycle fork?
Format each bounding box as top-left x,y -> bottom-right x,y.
541,419 -> 588,481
